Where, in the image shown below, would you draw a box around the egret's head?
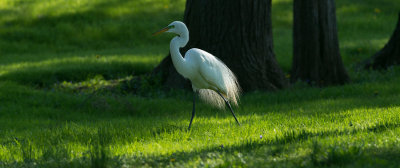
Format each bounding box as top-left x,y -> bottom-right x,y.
153,21 -> 187,36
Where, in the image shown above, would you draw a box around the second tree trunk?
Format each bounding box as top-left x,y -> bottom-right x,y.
291,0 -> 349,86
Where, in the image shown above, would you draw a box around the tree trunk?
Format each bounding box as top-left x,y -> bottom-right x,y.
364,12 -> 400,70
291,0 -> 349,86
152,0 -> 288,92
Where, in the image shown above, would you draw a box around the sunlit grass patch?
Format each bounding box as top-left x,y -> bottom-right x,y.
55,75 -> 132,93
0,0 -> 185,54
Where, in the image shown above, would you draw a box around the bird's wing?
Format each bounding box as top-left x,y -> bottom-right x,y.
195,50 -> 227,92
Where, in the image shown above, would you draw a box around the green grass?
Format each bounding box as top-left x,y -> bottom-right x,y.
0,46 -> 165,87
1,0 -> 400,167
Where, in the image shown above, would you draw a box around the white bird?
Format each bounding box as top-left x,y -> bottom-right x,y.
153,21 -> 241,130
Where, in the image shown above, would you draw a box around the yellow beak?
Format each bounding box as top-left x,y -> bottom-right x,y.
153,26 -> 170,36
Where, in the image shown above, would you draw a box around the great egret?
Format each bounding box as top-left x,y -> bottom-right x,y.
154,21 -> 241,130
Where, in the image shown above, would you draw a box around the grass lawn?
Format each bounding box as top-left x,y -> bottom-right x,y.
1,0 -> 400,167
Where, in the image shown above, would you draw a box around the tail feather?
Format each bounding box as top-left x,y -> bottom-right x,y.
224,68 -> 241,106
198,68 -> 241,109
199,89 -> 225,108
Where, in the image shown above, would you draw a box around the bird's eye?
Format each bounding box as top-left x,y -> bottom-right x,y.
169,25 -> 175,29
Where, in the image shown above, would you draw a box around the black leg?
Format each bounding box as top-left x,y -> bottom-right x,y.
216,91 -> 240,126
188,91 -> 196,130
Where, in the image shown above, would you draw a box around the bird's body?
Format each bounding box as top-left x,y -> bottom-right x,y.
179,48 -> 240,108
154,21 -> 241,129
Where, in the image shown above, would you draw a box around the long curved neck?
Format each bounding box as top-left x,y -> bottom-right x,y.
170,30 -> 189,76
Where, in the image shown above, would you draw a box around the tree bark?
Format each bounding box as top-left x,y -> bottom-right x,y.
152,0 -> 288,92
364,12 -> 400,70
291,0 -> 349,86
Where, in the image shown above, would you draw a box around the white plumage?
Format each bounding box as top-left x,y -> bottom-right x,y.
185,48 -> 240,108
154,21 -> 241,129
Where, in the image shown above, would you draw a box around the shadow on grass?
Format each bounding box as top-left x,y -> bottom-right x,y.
1,71 -> 399,124
0,46 -> 167,88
